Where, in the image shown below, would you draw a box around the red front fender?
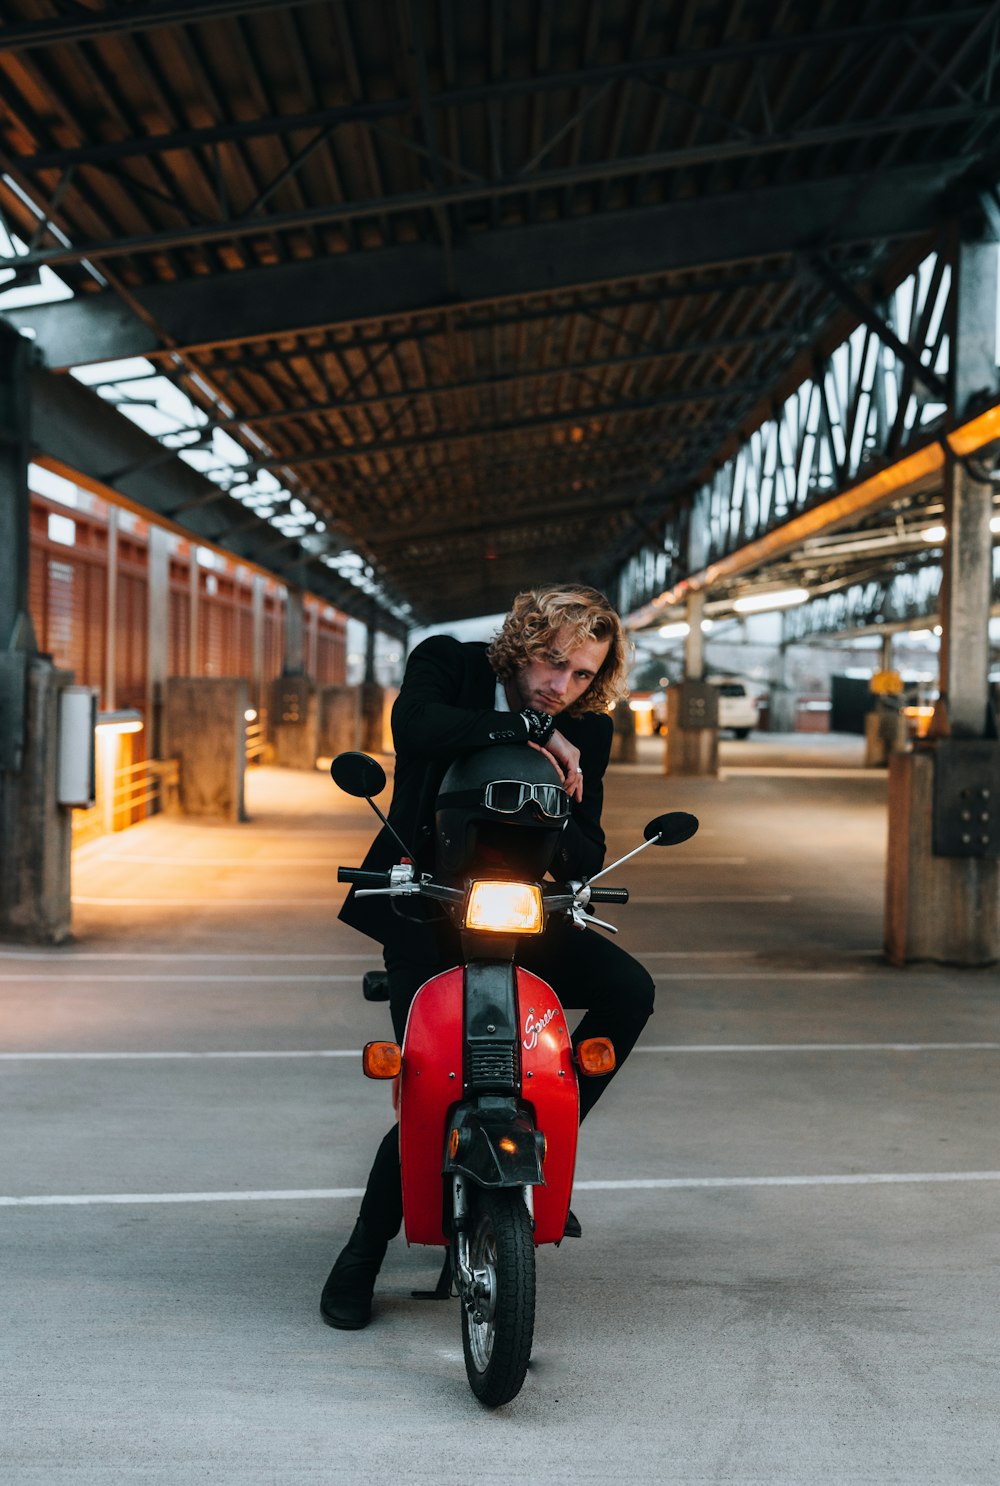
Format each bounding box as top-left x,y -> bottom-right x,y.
397,965 -> 580,1247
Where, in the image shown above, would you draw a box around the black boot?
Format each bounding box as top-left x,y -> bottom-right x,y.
320,1218 -> 388,1330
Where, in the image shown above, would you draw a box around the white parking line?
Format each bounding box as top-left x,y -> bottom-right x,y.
71,897 -> 348,906
0,949 -> 754,962
0,952 -> 380,961
0,971 -> 861,984
2,1171 -> 998,1207
630,895 -> 793,904
0,974 -> 369,983
0,1042 -> 995,1060
71,894 -> 790,907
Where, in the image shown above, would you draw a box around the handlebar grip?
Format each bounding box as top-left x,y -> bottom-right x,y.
337,868 -> 391,886
588,886 -> 629,904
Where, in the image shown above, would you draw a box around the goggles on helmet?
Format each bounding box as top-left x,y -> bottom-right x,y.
437,780 -> 571,820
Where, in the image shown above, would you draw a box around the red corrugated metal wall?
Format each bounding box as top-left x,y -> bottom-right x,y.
27,478 -> 349,718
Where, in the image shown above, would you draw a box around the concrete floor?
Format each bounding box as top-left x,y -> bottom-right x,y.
1,735 -> 998,1483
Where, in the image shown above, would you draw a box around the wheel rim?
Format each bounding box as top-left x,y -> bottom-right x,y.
466,1221 -> 498,1373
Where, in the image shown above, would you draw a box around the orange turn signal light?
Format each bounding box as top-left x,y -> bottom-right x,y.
362,1041 -> 402,1079
576,1037 -> 616,1077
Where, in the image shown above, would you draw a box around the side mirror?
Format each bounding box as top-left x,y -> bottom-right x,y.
330,752 -> 387,799
643,811 -> 699,845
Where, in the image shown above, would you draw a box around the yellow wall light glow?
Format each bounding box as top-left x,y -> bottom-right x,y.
95,710 -> 144,735
465,881 -> 544,934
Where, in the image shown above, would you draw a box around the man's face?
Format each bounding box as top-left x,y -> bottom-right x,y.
511,627 -> 611,716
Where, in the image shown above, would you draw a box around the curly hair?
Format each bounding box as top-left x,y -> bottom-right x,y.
487,585 -> 632,717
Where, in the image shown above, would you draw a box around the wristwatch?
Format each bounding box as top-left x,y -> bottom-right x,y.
519,708 -> 555,745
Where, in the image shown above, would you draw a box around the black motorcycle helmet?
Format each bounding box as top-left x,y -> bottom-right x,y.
434,745 -> 569,879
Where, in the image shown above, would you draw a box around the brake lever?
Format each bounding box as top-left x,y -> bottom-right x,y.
569,904 -> 618,934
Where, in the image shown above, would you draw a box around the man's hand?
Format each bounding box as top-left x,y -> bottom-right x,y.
528,729 -> 583,802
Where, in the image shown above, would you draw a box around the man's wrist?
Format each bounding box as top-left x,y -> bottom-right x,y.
519,708 -> 555,745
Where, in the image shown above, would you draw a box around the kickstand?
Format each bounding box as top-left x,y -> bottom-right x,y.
411,1247 -> 454,1300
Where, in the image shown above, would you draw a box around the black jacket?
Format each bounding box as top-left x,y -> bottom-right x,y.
338,635 -> 614,947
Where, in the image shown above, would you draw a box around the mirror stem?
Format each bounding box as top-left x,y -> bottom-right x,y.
368,798 -> 419,864
586,834 -> 661,885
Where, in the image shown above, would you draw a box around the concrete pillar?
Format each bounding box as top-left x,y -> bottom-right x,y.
284,588 -> 306,677
147,524 -> 169,756
684,591 -> 706,680
610,697 -> 638,763
665,592 -> 718,775
360,607 -> 385,753
0,324 -> 73,942
188,550 -> 200,674
272,676 -> 319,769
768,640 -> 796,733
938,457 -> 994,738
0,659 -> 74,943
360,682 -> 388,754
364,615 -> 377,684
104,504 -> 118,711
883,234 -> 1000,965
318,685 -> 361,757
163,677 -> 247,821
886,752 -> 999,965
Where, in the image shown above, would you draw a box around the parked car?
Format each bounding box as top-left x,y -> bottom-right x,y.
638,680 -> 762,737
708,677 -> 761,738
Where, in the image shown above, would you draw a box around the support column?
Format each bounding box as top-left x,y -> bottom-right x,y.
271,588 -> 319,768
885,232 -> 1000,965
147,524 -> 170,757
0,323 -> 72,942
865,633 -> 907,767
684,590 -> 706,680
102,504 -> 118,711
938,457 -> 994,738
360,608 -> 386,754
188,548 -> 199,674
283,587 -> 306,677
250,573 -> 265,713
665,592 -> 718,776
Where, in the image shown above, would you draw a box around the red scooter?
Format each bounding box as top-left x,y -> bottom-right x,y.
332,750 -> 698,1407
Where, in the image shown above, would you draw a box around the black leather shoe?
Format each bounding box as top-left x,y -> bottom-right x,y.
562,1208 -> 582,1239
320,1219 -> 388,1330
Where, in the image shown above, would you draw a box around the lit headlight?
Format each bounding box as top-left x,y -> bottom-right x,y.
465,880 -> 544,934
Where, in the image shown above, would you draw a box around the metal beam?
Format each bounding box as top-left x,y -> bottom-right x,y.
805,254 -> 949,400
85,328 -> 784,453
13,268 -> 799,371
4,6 -> 988,103
6,121 -> 987,275
7,163 -> 951,366
0,0 -> 318,51
195,385 -> 755,473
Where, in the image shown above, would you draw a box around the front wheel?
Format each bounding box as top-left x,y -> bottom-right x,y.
461,1188 -> 536,1408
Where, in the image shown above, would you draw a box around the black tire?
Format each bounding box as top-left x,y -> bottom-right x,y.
734,727 -> 751,739
461,1188 -> 536,1408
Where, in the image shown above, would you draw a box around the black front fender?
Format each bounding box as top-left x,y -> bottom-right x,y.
442,1103 -> 545,1187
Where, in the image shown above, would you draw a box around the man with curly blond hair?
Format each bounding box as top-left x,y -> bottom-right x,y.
321,585 -> 656,1330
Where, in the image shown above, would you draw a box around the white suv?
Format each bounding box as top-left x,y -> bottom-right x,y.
708,677 -> 761,738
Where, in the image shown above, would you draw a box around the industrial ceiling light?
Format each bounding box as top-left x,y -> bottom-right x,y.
921,517 -> 1000,541
732,588 -> 809,615
657,619 -> 713,639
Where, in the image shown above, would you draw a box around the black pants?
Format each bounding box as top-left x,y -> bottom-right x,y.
357,923 -> 656,1241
